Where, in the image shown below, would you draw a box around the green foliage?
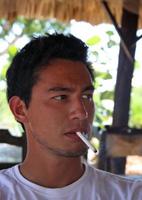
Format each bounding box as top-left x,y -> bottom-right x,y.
0,64 -> 8,80
107,40 -> 117,48
106,30 -> 114,36
86,35 -> 101,46
16,17 -> 70,37
0,90 -> 17,127
106,30 -> 117,48
89,39 -> 115,126
8,45 -> 18,57
95,71 -> 112,79
134,60 -> 141,69
129,87 -> 142,128
101,91 -> 113,100
0,19 -> 11,37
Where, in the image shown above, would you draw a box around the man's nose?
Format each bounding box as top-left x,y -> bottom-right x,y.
69,99 -> 88,121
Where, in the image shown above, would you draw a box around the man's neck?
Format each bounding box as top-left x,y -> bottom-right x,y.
20,152 -> 85,188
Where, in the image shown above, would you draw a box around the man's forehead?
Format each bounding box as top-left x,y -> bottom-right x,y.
36,59 -> 94,89
39,59 -> 90,75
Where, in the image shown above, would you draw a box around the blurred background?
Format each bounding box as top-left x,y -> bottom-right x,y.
0,0 -> 142,177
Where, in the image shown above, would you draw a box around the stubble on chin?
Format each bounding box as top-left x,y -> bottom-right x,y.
45,145 -> 88,158
31,131 -> 88,158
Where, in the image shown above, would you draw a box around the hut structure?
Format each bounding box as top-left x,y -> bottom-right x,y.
0,0 -> 142,174
0,0 -> 142,28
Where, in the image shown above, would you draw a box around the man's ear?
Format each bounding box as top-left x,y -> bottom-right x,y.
9,96 -> 28,123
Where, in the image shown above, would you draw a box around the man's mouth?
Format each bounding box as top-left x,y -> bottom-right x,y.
64,130 -> 88,141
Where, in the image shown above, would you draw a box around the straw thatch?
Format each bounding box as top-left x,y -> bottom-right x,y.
0,0 -> 142,28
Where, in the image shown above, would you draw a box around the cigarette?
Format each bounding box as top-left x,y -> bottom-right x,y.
76,132 -> 97,153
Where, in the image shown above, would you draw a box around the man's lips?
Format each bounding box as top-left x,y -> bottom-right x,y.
64,131 -> 88,141
65,132 -> 81,141
65,128 -> 88,134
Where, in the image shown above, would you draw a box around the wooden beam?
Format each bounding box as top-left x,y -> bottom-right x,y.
107,134 -> 142,157
0,130 -> 24,146
0,129 -> 27,160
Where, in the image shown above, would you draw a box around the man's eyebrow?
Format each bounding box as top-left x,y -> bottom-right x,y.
83,85 -> 94,92
47,87 -> 72,92
47,85 -> 94,93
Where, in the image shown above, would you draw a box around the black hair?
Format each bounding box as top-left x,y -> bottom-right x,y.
6,33 -> 94,107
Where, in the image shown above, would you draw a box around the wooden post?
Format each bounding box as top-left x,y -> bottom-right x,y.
113,9 -> 138,126
111,8 -> 139,174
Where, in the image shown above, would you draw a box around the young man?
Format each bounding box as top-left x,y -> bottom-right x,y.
0,34 -> 141,199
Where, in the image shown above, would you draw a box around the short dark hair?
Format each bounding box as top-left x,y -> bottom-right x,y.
6,33 -> 94,107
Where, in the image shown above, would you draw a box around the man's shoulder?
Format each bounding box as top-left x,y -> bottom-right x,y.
87,163 -> 138,185
0,165 -> 17,187
0,166 -> 18,199
0,165 -> 15,175
85,163 -> 142,200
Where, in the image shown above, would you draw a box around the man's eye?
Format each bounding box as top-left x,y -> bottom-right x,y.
53,95 -> 67,101
82,94 -> 93,101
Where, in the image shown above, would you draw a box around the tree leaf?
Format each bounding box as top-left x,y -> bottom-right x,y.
86,35 -> 101,46
106,31 -> 114,37
107,40 -> 117,48
0,64 -> 9,80
8,45 -> 18,57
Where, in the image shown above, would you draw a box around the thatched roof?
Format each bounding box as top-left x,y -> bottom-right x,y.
0,0 -> 142,28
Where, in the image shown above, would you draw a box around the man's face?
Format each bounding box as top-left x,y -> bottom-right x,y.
25,59 -> 95,157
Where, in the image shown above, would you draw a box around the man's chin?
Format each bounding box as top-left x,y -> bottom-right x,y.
48,147 -> 87,158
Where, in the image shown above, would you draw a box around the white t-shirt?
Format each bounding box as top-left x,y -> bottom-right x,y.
0,163 -> 141,200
